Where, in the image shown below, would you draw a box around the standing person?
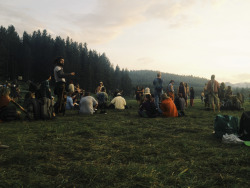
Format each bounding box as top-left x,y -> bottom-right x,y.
95,82 -> 104,94
204,83 -> 209,108
184,83 -> 189,108
53,56 -> 75,114
177,82 -> 186,101
207,75 -> 220,112
153,72 -> 163,112
190,87 -> 195,107
135,86 -> 141,104
79,92 -> 98,115
167,80 -> 175,101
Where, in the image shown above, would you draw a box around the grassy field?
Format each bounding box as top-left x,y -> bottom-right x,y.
0,99 -> 250,187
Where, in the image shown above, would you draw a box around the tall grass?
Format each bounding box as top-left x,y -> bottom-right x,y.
0,99 -> 250,187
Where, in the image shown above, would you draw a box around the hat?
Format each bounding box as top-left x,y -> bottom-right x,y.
144,87 -> 150,95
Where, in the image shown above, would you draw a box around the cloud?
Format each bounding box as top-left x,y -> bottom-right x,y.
0,0 -> 227,43
58,0 -> 210,44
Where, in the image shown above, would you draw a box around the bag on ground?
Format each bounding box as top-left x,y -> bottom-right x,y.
214,114 -> 239,138
239,111 -> 250,141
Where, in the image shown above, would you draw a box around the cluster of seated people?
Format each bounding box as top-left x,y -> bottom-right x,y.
218,83 -> 244,111
66,85 -> 128,115
138,87 -> 185,118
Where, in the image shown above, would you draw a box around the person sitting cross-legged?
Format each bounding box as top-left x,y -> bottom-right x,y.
138,94 -> 158,118
96,87 -> 108,114
79,92 -> 98,115
110,93 -> 127,110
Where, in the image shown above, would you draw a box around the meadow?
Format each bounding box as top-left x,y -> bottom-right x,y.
0,99 -> 250,187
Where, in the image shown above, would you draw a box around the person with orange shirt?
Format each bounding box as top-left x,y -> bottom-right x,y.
160,93 -> 178,117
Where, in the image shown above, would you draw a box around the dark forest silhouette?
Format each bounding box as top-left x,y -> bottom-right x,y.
0,25 -> 132,95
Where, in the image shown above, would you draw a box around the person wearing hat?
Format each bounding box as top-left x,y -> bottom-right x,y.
140,87 -> 151,104
110,92 -> 127,110
160,93 -> 178,117
167,80 -> 175,101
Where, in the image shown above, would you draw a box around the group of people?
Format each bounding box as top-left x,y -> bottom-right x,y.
137,72 -> 196,118
202,75 -> 244,112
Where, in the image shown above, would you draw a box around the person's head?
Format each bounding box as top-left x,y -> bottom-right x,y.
190,87 -> 193,90
0,87 -> 10,97
180,82 -> 184,86
178,93 -> 183,98
221,82 -> 225,88
161,93 -> 169,101
117,93 -> 122,96
157,72 -> 161,78
67,91 -> 73,97
54,56 -> 64,67
169,80 -> 174,84
144,87 -> 150,94
211,75 -> 215,80
99,82 -> 103,86
85,92 -> 90,96
70,80 -> 74,84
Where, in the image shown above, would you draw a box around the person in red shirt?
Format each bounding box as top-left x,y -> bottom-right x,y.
160,93 -> 178,117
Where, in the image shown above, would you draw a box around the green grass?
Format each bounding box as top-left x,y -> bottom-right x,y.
0,99 -> 250,187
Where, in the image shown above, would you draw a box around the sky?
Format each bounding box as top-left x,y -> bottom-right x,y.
1,0 -> 250,84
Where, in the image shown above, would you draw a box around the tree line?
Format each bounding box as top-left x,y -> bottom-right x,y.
0,25 -> 132,95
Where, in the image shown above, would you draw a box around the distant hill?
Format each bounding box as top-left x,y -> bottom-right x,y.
225,82 -> 250,88
129,70 -> 208,88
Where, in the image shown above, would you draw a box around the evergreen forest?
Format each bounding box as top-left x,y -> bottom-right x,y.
0,25 -> 132,95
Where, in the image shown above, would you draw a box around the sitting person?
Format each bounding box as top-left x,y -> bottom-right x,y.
97,87 -> 108,114
0,87 -> 20,122
174,93 -> 185,116
66,92 -> 78,110
160,93 -> 178,117
140,87 -> 151,104
110,93 -> 127,110
138,94 -> 158,118
79,92 -> 98,115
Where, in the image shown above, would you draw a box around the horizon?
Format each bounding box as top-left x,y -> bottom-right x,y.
1,0 -> 250,84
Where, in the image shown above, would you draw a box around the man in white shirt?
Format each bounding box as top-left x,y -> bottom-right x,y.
110,93 -> 127,110
53,57 -> 75,114
79,92 -> 98,114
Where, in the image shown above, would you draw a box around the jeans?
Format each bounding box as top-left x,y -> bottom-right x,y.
154,91 -> 162,114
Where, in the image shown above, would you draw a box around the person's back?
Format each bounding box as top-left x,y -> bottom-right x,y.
79,95 -> 98,114
111,94 -> 126,110
160,94 -> 178,117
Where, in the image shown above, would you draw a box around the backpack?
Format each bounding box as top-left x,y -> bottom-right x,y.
40,97 -> 54,120
26,98 -> 41,120
214,115 -> 239,138
239,111 -> 250,141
